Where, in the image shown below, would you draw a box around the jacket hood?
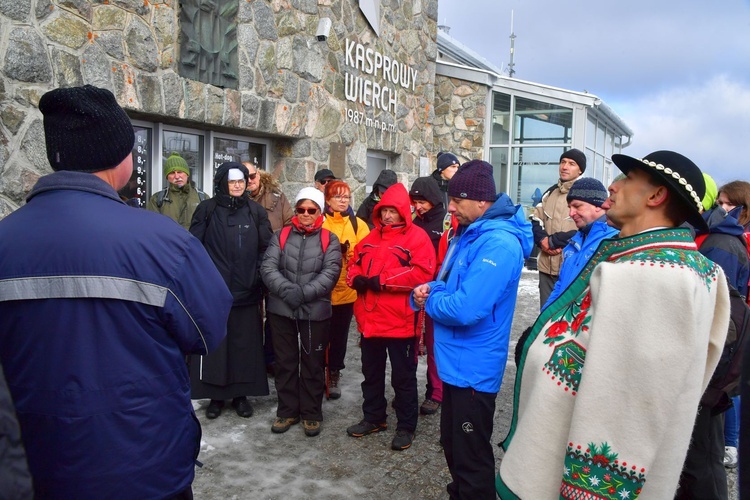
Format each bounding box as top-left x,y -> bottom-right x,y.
214,162 -> 248,197
409,176 -> 444,207
27,170 -> 123,203
701,206 -> 746,238
462,192 -> 534,258
373,169 -> 398,192
253,170 -> 282,197
373,183 -> 412,230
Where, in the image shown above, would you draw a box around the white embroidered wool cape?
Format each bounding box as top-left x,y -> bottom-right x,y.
497,228 -> 730,499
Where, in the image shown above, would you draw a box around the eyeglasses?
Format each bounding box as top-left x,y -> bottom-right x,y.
296,207 -> 319,215
227,179 -> 245,186
248,173 -> 257,180
318,178 -> 333,185
332,195 -> 350,201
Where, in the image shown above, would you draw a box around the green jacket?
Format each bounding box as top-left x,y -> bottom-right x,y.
146,183 -> 208,230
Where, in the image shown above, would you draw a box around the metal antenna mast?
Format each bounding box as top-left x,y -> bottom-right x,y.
508,10 -> 516,78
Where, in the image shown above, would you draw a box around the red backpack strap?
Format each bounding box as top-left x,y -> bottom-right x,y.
279,226 -> 292,250
320,228 -> 330,253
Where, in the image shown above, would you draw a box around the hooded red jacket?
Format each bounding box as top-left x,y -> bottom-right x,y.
347,183 -> 435,338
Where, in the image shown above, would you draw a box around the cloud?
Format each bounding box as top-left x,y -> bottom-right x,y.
614,74 -> 750,186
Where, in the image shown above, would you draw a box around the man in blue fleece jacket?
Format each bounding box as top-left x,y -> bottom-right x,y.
412,160 -> 533,499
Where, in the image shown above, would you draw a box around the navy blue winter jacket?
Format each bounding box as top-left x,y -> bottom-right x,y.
0,171 -> 232,498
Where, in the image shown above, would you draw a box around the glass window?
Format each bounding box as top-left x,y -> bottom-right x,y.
605,130 -> 614,158
511,146 -> 565,209
489,147 -> 509,194
366,152 -> 389,194
162,130 -> 205,190
586,116 -> 597,150
491,92 -> 511,145
119,125 -> 151,207
513,97 -> 572,145
596,123 -> 605,156
593,154 -> 603,180
212,137 -> 266,173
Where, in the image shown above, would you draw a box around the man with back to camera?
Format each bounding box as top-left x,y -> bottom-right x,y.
498,150 -> 730,498
541,177 -> 618,311
0,85 -> 232,498
531,149 -> 586,307
412,160 -> 533,499
146,151 -> 208,229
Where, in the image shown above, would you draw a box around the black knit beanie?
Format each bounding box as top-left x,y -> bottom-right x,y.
447,160 -> 497,202
39,85 -> 135,172
560,148 -> 587,173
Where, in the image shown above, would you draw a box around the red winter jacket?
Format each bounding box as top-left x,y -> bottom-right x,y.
347,183 -> 435,338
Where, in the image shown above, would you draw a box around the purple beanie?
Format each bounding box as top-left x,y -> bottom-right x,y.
447,160 -> 497,202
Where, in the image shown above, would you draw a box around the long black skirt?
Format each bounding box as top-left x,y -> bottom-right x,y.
189,303 -> 269,400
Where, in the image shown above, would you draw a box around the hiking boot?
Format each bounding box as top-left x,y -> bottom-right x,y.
724,446 -> 738,468
205,400 -> 224,419
232,396 -> 253,418
346,420 -> 387,437
420,398 -> 441,415
328,370 -> 341,400
272,416 -> 300,434
303,420 -> 321,437
391,430 -> 414,451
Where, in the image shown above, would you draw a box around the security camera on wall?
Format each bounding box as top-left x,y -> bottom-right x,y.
316,18 -> 332,42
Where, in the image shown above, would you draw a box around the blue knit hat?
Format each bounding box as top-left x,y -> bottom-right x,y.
566,177 -> 608,207
448,160 -> 497,202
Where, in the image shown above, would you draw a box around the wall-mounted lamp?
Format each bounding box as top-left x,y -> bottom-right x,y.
316,18 -> 332,42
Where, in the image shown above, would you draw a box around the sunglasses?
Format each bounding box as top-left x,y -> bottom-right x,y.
248,173 -> 257,180
296,207 -> 319,215
318,178 -> 333,185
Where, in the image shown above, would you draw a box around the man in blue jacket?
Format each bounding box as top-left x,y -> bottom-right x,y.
412,160 -> 533,499
0,85 -> 232,499
541,177 -> 618,311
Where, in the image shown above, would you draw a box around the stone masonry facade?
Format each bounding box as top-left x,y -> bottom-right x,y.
0,0 -> 440,215
432,74 -> 488,164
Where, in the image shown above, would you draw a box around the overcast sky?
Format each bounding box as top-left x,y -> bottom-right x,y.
437,0 -> 750,187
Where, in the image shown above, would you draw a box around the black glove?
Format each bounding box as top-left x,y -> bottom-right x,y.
285,286 -> 303,309
366,276 -> 382,291
351,276 -> 368,293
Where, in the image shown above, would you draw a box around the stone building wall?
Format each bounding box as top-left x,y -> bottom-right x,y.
0,0 -> 439,215
432,74 -> 488,163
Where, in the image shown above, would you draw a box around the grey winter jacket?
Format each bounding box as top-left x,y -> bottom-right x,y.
261,223 -> 342,321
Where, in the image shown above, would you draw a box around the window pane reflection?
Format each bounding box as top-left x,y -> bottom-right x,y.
491,93 -> 511,145
163,131 -> 204,190
511,146 -> 565,210
514,97 -> 572,145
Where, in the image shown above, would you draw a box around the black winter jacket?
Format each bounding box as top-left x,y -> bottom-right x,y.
409,176 -> 447,254
261,220 -> 342,320
190,163 -> 273,305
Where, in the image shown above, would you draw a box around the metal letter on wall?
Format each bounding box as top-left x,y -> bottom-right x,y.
178,0 -> 239,89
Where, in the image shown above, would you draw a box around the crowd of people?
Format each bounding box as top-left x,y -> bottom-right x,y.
0,84 -> 748,499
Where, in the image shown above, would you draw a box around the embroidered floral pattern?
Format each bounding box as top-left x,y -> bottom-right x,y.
561,442 -> 646,499
543,291 -> 592,345
544,340 -> 585,395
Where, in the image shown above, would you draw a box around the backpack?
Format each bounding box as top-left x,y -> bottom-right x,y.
155,186 -> 207,208
701,282 -> 750,412
279,226 -> 331,253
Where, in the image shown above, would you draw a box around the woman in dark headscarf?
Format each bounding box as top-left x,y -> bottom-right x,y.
188,162 -> 273,419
